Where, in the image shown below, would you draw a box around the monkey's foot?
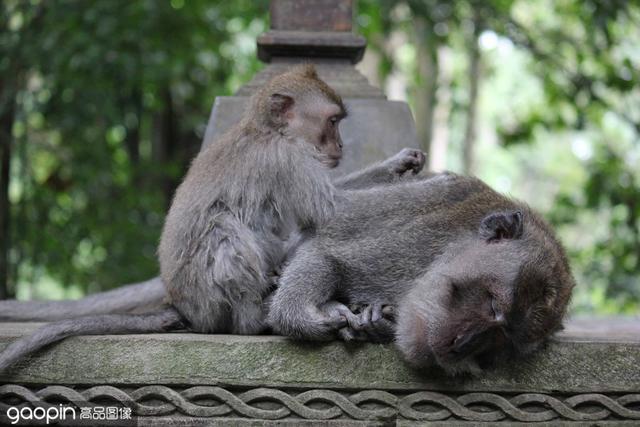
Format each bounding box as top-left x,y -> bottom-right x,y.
386,148 -> 426,176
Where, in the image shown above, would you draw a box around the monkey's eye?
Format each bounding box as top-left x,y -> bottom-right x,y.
329,116 -> 339,125
449,281 -> 462,300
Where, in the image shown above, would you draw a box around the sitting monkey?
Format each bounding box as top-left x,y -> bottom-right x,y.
268,173 -> 575,375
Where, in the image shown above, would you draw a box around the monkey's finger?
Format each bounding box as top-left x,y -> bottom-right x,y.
340,327 -> 371,342
318,301 -> 352,330
360,305 -> 395,342
348,303 -> 363,314
320,301 -> 363,331
371,304 -> 384,323
360,305 -> 373,326
334,304 -> 366,331
407,151 -> 425,173
361,305 -> 382,336
366,319 -> 396,343
338,327 -> 356,342
412,151 -> 427,174
381,305 -> 396,321
357,305 -> 379,334
345,310 -> 366,331
324,315 -> 348,330
352,330 -> 373,342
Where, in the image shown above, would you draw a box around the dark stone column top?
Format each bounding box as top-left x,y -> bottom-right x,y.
257,0 -> 366,64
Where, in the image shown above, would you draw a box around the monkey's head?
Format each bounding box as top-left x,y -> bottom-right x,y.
395,209 -> 575,375
248,64 -> 347,168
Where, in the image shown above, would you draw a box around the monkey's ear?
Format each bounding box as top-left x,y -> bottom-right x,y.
479,211 -> 523,242
269,93 -> 294,119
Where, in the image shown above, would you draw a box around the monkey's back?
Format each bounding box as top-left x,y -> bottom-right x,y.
315,174 -> 550,304
157,122 -> 337,333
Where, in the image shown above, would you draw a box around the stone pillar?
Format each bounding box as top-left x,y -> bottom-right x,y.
202,0 -> 420,174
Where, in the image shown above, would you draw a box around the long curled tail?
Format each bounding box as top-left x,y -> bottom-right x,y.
0,277 -> 166,322
0,307 -> 184,372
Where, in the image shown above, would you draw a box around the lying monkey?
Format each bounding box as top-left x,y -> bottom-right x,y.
268,172 -> 575,375
0,65 -> 572,374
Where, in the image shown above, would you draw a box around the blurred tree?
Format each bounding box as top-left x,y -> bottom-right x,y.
0,1 -> 46,298
358,0 -> 639,312
358,0 -> 512,171
494,1 -> 640,312
2,0 -> 265,298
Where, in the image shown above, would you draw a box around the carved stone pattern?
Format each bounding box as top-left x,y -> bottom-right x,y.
1,384 -> 640,422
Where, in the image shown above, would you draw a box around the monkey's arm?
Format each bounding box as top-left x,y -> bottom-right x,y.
0,277 -> 166,322
334,148 -> 426,190
267,243 -> 361,340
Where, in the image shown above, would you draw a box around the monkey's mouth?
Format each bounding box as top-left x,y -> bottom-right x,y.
438,326 -> 510,372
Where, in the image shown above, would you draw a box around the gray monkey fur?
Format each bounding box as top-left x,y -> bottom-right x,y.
268,173 -> 575,374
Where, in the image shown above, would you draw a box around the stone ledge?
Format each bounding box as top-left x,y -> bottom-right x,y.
1,318 -> 639,425
1,318 -> 639,392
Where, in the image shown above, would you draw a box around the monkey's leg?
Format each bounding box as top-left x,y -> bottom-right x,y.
267,245 -> 359,340
0,277 -> 166,322
0,307 -> 184,372
167,215 -> 273,335
334,148 -> 426,190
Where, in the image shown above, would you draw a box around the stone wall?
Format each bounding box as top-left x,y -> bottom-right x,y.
1,319 -> 639,425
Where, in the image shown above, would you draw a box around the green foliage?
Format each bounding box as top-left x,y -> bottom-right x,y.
2,0 -> 638,314
3,0 -> 266,297
357,0 -> 639,313
491,0 -> 640,313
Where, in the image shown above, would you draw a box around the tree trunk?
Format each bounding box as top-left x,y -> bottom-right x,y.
152,88 -> 179,208
124,87 -> 142,167
462,10 -> 482,175
412,16 -> 439,156
429,47 -> 453,172
0,80 -> 15,299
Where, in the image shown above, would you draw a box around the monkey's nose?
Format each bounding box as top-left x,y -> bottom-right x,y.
492,299 -> 505,324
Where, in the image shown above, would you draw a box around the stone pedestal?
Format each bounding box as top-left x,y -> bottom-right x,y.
1,318 -> 639,425
202,0 -> 420,175
203,96 -> 417,177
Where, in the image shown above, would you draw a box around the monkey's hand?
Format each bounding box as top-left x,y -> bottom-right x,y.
385,148 -> 426,176
318,301 -> 368,337
338,303 -> 396,343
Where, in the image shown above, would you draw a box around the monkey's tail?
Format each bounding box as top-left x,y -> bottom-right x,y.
0,277 -> 166,322
0,307 -> 184,372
